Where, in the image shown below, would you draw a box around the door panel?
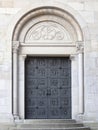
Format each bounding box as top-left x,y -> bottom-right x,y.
25,57 -> 71,119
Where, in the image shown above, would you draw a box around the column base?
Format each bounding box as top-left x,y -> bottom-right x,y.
13,114 -> 20,120
76,114 -> 86,122
76,113 -> 95,122
13,114 -> 24,123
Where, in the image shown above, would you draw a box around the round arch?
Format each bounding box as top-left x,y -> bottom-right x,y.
12,6 -> 83,42
7,0 -> 90,43
10,0 -> 90,120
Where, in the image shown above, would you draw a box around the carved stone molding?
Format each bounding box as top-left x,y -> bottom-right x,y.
76,41 -> 84,54
25,22 -> 72,42
12,41 -> 20,53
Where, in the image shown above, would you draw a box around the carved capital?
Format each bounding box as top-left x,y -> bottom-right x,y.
12,41 -> 19,53
70,54 -> 76,61
21,54 -> 27,60
76,41 -> 84,54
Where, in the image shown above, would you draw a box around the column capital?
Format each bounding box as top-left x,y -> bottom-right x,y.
12,41 -> 20,53
70,54 -> 76,61
20,54 -> 27,60
76,41 -> 84,54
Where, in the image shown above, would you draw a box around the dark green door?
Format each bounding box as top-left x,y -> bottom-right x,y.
25,57 -> 71,119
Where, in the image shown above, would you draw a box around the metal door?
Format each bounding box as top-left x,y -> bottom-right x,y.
25,57 -> 71,119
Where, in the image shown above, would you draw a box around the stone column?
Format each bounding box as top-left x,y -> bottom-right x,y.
76,42 -> 84,114
12,41 -> 19,120
70,54 -> 77,118
19,54 -> 27,119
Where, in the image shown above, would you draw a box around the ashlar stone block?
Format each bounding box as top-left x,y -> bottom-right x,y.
1,0 -> 13,8
79,11 -> 94,23
68,2 -> 84,11
0,51 -> 3,64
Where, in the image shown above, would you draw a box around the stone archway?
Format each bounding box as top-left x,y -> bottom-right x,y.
11,5 -> 85,120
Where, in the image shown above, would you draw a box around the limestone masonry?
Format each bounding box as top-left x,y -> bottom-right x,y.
0,0 -> 98,130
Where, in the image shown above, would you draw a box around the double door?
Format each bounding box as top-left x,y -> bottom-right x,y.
25,57 -> 71,119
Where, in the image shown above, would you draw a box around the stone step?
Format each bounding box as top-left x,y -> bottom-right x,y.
83,122 -> 98,130
90,128 -> 98,130
0,124 -> 16,130
10,127 -> 90,130
0,128 -> 8,130
23,119 -> 76,124
0,120 -> 91,130
84,122 -> 98,127
17,123 -> 84,128
0,124 -> 15,127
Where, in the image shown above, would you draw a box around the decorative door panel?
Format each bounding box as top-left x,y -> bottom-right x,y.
25,57 -> 71,119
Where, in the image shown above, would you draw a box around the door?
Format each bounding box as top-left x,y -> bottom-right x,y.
25,57 -> 71,119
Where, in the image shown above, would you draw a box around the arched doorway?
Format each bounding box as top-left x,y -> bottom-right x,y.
12,6 -> 84,120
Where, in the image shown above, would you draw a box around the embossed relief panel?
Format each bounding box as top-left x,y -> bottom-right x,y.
25,57 -> 71,119
25,22 -> 72,42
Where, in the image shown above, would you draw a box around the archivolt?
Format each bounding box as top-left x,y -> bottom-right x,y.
12,7 -> 83,42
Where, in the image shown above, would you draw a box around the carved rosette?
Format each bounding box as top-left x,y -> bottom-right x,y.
76,42 -> 84,54
12,41 -> 19,53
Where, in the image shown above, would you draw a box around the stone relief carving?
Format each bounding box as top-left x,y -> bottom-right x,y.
25,22 -> 72,42
29,25 -> 64,40
76,42 -> 84,53
12,41 -> 19,53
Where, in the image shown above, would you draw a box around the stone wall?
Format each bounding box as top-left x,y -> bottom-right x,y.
0,0 -> 98,122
